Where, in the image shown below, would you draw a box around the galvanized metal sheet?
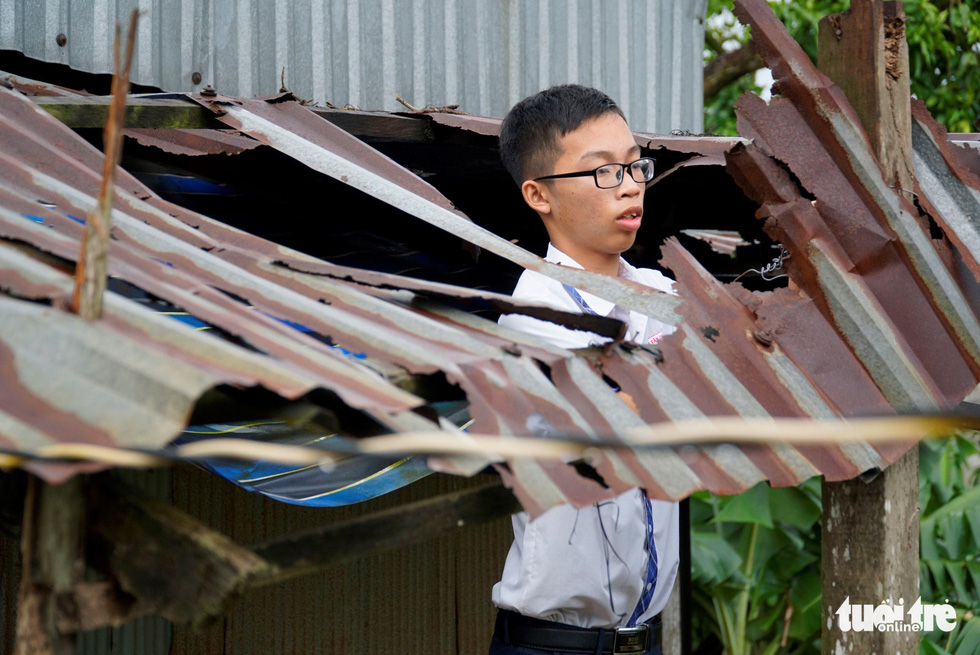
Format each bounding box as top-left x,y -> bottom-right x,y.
910,100 -> 980,284
0,0 -> 707,134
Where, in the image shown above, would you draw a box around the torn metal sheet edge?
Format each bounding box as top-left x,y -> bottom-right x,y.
274,258 -> 626,339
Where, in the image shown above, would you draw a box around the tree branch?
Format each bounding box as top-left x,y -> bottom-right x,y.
703,38 -> 765,101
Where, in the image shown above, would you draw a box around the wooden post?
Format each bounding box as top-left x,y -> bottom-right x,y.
817,3 -> 919,654
661,500 -> 690,655
818,0 -> 915,200
14,477 -> 86,655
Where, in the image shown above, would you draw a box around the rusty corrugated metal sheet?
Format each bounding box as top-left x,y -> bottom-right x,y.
427,112 -> 503,137
1,71 -> 91,98
0,82 -> 682,505
1,0 -> 979,516
122,128 -> 261,157
677,230 -> 750,255
909,100 -> 980,284
732,0 -> 980,409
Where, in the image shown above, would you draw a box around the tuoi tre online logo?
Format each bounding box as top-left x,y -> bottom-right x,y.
835,597 -> 957,633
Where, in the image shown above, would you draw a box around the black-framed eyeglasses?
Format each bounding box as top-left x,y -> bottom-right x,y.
533,157 -> 656,189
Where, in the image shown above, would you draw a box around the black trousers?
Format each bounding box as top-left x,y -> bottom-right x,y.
488,634 -> 664,655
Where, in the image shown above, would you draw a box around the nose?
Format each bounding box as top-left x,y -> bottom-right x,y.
616,171 -> 642,198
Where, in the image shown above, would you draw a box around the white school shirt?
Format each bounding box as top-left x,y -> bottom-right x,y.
492,244 -> 680,628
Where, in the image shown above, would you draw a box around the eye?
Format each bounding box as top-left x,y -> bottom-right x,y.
630,159 -> 654,180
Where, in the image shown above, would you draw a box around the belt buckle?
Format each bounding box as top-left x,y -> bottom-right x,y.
613,625 -> 649,654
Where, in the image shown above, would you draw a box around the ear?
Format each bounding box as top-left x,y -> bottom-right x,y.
521,180 -> 552,216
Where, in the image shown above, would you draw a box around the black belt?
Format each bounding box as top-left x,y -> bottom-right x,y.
494,609 -> 662,654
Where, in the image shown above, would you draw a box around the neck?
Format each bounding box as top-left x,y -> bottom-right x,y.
584,254 -> 621,277
553,242 -> 621,277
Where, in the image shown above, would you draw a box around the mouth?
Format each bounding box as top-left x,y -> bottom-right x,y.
616,207 -> 643,231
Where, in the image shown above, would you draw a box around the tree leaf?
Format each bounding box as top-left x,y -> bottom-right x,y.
952,616 -> 980,655
739,524 -> 791,583
965,562 -> 980,607
922,485 -> 980,524
692,530 -> 744,585
746,598 -> 784,638
946,561 -> 970,605
938,513 -> 966,560
769,485 -> 821,530
964,505 -> 980,548
690,490 -> 718,525
927,559 -> 950,597
922,518 -> 942,561
712,482 -> 774,528
922,562 -> 936,601
788,571 -> 822,640
921,637 -> 953,655
951,432 -> 975,459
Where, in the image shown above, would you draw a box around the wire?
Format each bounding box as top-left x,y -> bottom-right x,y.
0,415 -> 975,471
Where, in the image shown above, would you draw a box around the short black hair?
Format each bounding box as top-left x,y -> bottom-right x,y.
499,84 -> 626,186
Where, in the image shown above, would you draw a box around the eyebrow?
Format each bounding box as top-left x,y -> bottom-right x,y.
579,145 -> 641,163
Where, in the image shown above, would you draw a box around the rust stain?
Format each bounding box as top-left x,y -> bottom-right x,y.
1,21 -> 979,515
0,339 -> 119,449
123,128 -> 261,156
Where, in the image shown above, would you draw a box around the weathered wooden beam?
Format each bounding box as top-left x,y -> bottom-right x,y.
37,96 -> 221,129
86,477 -> 270,630
817,3 -> 919,654
314,107 -> 433,142
54,581 -> 154,634
33,96 -> 433,142
249,480 -> 520,587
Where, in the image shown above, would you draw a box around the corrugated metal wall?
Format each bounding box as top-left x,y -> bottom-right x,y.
47,468 -> 511,655
0,0 -> 707,132
168,468 -> 513,655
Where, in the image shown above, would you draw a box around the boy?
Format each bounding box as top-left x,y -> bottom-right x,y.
491,85 -> 679,655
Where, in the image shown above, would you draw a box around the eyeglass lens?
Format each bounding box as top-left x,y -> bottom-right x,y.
594,159 -> 655,189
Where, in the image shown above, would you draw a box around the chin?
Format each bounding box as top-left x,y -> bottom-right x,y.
615,236 -> 639,252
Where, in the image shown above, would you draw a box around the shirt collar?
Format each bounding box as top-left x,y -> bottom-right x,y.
545,244 -> 639,317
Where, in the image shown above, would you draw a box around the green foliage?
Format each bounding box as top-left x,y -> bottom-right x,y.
705,74 -> 761,138
905,0 -> 980,132
692,432 -> 980,654
704,0 -> 980,135
691,479 -> 822,655
922,615 -> 980,655
919,432 -> 980,654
